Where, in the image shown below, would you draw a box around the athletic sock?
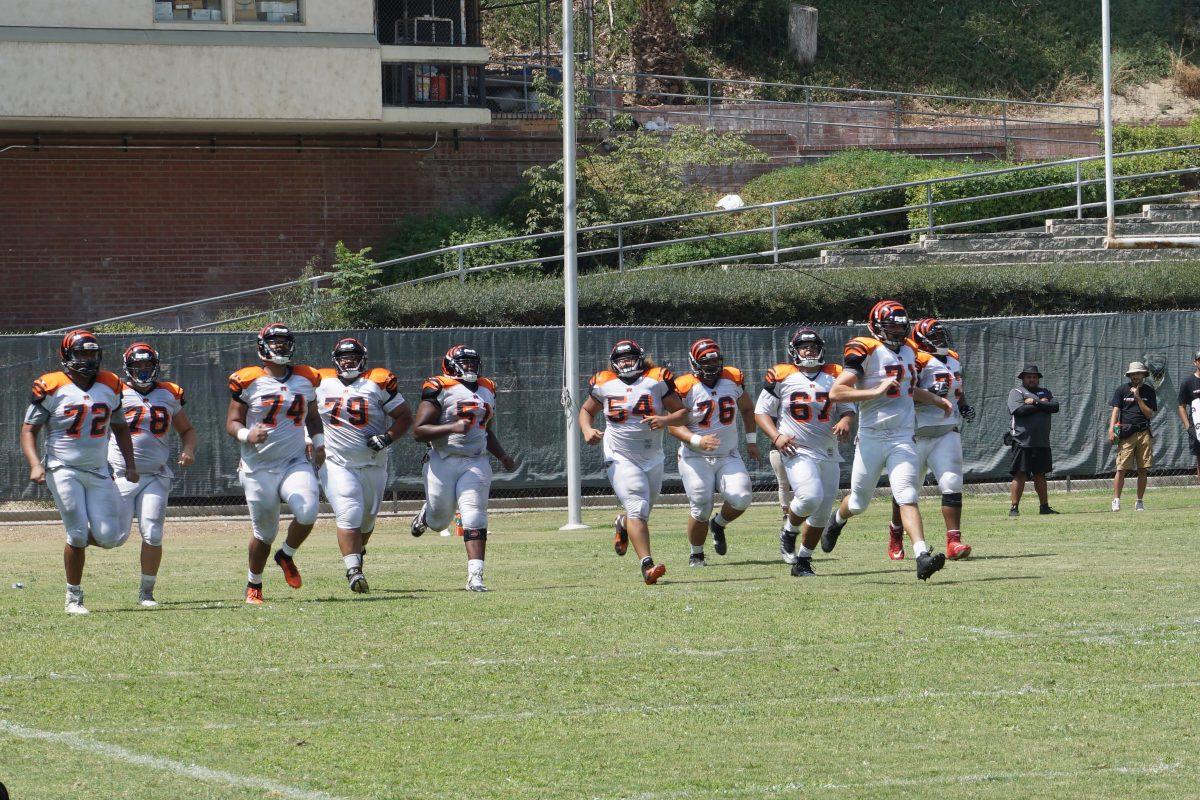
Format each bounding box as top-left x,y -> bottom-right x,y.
889,522 -> 903,534
713,512 -> 729,527
797,544 -> 814,558
280,543 -> 297,558
343,554 -> 362,570
834,509 -> 846,525
690,544 -> 704,555
913,541 -> 931,558
139,574 -> 156,593
640,556 -> 654,570
467,558 -> 485,578
783,518 -> 799,534
247,570 -> 263,585
66,583 -> 82,599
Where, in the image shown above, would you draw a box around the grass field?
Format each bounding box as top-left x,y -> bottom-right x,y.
2,487 -> 1199,800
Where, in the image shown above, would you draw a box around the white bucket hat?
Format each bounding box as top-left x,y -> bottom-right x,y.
1126,361 -> 1149,377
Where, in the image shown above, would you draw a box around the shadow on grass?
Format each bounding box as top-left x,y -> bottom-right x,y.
665,575 -> 775,585
859,575 -> 1043,587
967,552 -> 1057,561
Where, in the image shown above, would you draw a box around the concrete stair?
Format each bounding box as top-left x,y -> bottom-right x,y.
815,203 -> 1200,268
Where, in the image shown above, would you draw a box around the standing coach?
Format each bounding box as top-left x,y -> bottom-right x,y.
1007,364 -> 1060,516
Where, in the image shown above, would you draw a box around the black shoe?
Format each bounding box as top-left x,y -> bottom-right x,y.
780,528 -> 798,564
1008,506 -> 1019,517
915,551 -> 946,581
791,556 -> 816,577
689,552 -> 707,568
346,567 -> 369,594
1039,505 -> 1059,515
821,513 -> 846,553
410,507 -> 427,537
709,517 -> 728,556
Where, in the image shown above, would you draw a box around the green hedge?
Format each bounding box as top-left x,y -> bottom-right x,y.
363,261 -> 1200,328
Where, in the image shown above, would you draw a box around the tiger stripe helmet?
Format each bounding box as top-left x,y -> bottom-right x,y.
60,329 -> 102,378
123,342 -> 160,390
912,318 -> 952,357
257,323 -> 295,365
788,328 -> 825,369
443,344 -> 481,382
688,338 -> 723,381
610,339 -> 645,379
332,337 -> 368,380
867,300 -> 911,351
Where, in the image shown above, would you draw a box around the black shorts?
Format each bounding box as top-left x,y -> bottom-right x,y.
1190,436 -> 1200,460
1010,446 -> 1052,477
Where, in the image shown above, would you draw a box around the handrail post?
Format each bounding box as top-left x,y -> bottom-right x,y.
803,87 -> 812,147
1075,162 -> 1083,219
770,206 -> 779,264
893,95 -> 902,143
1001,100 -> 1010,157
925,184 -> 935,233
706,79 -> 713,126
175,311 -> 184,331
457,248 -> 466,283
617,227 -> 624,271
608,75 -> 615,123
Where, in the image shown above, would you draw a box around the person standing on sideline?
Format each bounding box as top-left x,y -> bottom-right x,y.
1175,351 -> 1200,482
1109,362 -> 1157,512
1007,365 -> 1059,516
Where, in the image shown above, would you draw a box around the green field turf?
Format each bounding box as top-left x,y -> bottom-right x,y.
1,487 -> 1199,800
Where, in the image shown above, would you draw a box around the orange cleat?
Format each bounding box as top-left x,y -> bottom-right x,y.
274,549 -> 302,589
245,585 -> 264,605
887,523 -> 906,561
946,530 -> 972,560
613,514 -> 629,556
642,563 -> 666,585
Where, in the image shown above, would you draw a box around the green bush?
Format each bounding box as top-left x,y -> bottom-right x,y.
366,261 -> 1200,328
436,216 -> 541,279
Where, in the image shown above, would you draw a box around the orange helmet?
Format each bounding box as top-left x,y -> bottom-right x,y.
867,300 -> 911,350
688,338 -> 723,381
912,318 -> 952,357
60,329 -> 102,377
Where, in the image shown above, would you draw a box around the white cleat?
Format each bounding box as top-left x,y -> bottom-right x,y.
65,601 -> 89,615
1111,497 -> 1120,512
466,574 -> 488,592
139,594 -> 159,608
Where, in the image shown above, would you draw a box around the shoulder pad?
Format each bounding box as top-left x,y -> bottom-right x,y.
589,370 -> 617,387
160,381 -> 186,401
720,366 -> 744,387
767,364 -> 798,382
96,370 -> 123,393
913,349 -> 935,368
364,367 -> 393,386
423,376 -> 456,394
31,371 -> 70,401
844,337 -> 879,358
821,364 -> 842,377
647,366 -> 673,383
317,367 -> 339,381
947,349 -> 959,360
293,365 -> 321,386
674,373 -> 698,396
229,366 -> 266,393
477,376 -> 496,392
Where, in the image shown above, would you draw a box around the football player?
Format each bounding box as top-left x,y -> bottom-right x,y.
316,338 -> 412,594
226,323 -> 325,605
20,330 -> 139,614
754,329 -> 855,577
822,301 -> 953,581
886,318 -> 974,561
666,338 -> 760,566
109,343 -> 197,607
579,340 -> 688,584
410,345 -> 515,592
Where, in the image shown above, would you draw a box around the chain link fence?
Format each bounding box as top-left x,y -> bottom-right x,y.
6,310 -> 1200,520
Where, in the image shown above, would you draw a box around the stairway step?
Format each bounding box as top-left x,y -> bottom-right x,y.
819,247 -> 1199,267
1141,203 -> 1200,222
1045,219 -> 1200,236
922,235 -> 1106,253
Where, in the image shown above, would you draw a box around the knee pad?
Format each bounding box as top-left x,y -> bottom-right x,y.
93,527 -> 132,550
623,498 -> 650,522
689,498 -> 714,522
941,492 -> 963,508
141,521 -> 164,547
288,494 -> 319,527
725,489 -> 752,511
462,527 -> 487,542
789,492 -> 819,520
847,491 -> 870,516
891,486 -> 919,506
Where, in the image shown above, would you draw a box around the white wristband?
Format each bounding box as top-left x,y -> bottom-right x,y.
310,433 -> 325,449
236,427 -> 251,443
745,433 -> 757,444
689,434 -> 703,448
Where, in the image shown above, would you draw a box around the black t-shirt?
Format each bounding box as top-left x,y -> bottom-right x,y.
1110,381 -> 1157,427
1177,374 -> 1200,418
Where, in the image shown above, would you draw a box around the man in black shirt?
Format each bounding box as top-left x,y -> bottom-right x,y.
1175,350 -> 1200,481
1007,365 -> 1060,516
1109,361 -> 1157,511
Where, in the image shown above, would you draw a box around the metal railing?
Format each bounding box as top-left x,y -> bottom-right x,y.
483,61 -> 1102,154
45,143 -> 1200,333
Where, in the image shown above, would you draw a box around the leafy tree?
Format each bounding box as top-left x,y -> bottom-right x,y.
329,241 -> 381,326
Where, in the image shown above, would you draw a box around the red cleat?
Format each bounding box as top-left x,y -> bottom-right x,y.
613,514 -> 629,556
946,530 -> 972,560
245,585 -> 264,605
642,562 -> 666,585
274,549 -> 302,589
887,523 -> 906,561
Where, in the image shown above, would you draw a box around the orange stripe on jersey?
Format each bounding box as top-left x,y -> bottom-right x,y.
765,363 -> 799,384
947,349 -> 960,361
720,366 -> 744,387
674,373 -> 699,396
820,363 -> 843,378
913,349 -> 934,369
366,367 -> 397,392
229,366 -> 266,393
31,371 -> 70,401
293,365 -> 321,386
844,336 -> 881,359
589,370 -> 617,387
477,376 -> 496,392
645,366 -> 674,383
317,367 -> 338,381
160,381 -> 186,402
95,370 -> 123,393
424,375 -> 458,393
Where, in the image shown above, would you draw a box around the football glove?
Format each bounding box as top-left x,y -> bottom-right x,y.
958,401 -> 976,423
367,432 -> 394,452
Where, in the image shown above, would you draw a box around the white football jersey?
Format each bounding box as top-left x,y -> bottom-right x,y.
914,351 -> 963,434
589,366 -> 676,465
228,365 -> 319,472
108,382 -> 185,476
755,363 -> 850,461
25,370 -> 125,473
842,336 -> 931,435
316,367 -> 407,467
420,375 -> 497,458
675,367 -> 745,457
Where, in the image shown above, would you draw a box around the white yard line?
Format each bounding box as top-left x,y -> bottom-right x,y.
0,720 -> 347,800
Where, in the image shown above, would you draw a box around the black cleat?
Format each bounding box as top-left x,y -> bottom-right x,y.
689,551 -> 707,568
821,513 -> 846,553
915,551 -> 946,581
346,567 -> 369,594
780,529 -> 798,565
1039,505 -> 1059,515
410,507 -> 427,537
791,556 -> 816,577
709,517 -> 728,556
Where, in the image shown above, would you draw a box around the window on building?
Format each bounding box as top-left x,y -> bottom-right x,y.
233,0 -> 302,22
155,0 -> 224,21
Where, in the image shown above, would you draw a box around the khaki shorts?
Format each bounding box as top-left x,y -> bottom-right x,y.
1116,429 -> 1153,471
